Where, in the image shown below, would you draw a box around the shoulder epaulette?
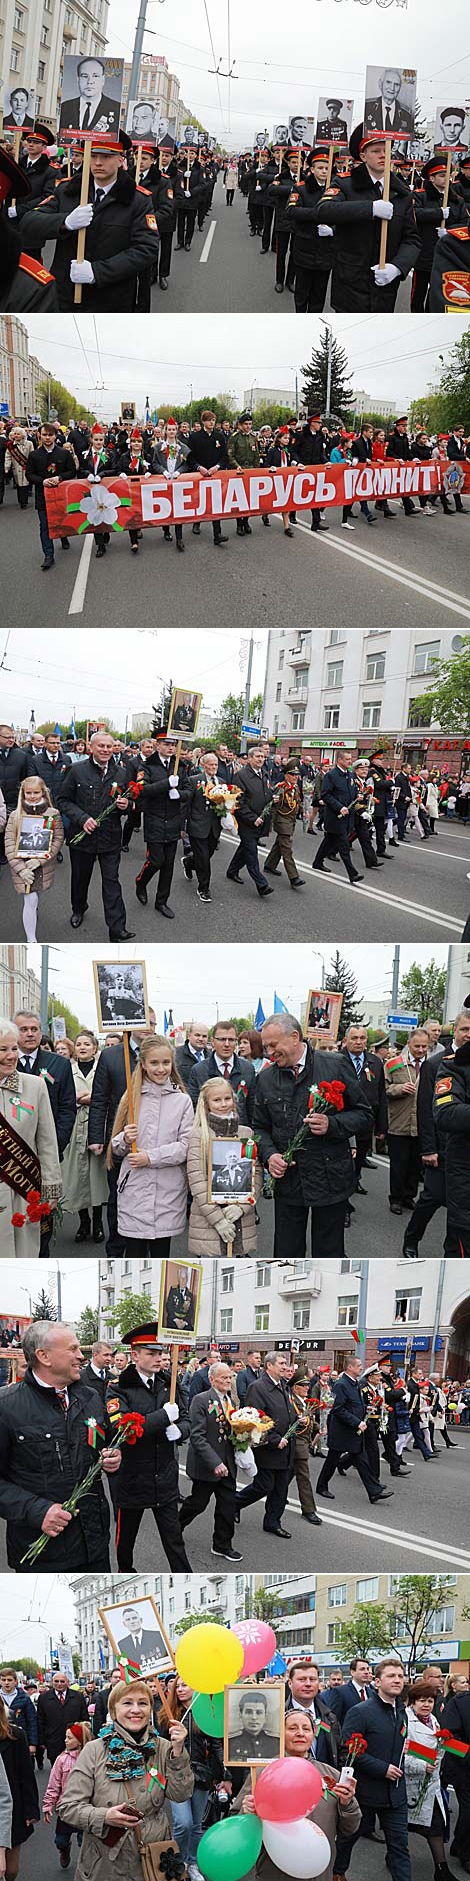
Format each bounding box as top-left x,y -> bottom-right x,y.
19,252 -> 54,284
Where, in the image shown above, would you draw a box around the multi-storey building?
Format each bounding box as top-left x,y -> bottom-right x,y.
0,314 -> 48,418
0,0 -> 109,128
261,626 -> 466,756
0,943 -> 41,1018
71,1572 -> 251,1673
121,53 -> 180,127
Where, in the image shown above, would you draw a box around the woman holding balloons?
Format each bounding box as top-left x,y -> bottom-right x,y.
157,1675 -> 229,1880
232,1711 -> 360,1881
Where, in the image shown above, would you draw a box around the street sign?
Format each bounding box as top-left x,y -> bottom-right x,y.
377,1335 -> 443,1353
241,722 -> 261,737
387,1011 -> 419,1028
0,402 -> 9,416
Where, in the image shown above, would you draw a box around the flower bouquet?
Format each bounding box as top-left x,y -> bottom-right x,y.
70,780 -> 124,845
261,1078 -> 346,1194
203,782 -> 242,819
225,1407 -> 275,1453
11,1187 -> 51,1231
20,1411 -> 144,1566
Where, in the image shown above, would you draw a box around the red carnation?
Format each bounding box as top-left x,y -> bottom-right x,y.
11,1213 -> 26,1227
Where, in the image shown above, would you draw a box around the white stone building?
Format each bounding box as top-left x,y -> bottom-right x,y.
0,0 -> 109,129
351,389 -> 398,418
261,627 -> 465,745
71,1571 -> 250,1672
0,943 -> 41,1017
121,53 -> 180,128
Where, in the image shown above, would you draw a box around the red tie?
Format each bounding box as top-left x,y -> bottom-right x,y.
223,1064 -> 230,1079
55,1389 -> 68,1415
360,1688 -> 366,1702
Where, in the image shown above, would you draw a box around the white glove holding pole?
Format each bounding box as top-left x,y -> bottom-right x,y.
70,259 -> 95,284
65,202 -> 93,231
372,263 -> 400,286
7,205 -> 17,218
165,1426 -> 181,1442
372,200 -> 393,221
164,1402 -> 180,1424
317,224 -> 334,237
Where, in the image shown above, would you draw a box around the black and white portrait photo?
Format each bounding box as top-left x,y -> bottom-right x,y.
364,66 -> 417,138
254,129 -> 270,149
288,116 -> 315,147
180,124 -> 198,147
435,105 -> 470,151
224,1683 -> 285,1766
3,85 -> 36,131
159,1260 -> 202,1340
99,1596 -> 174,1674
15,816 -> 54,859
272,123 -> 290,146
208,1139 -> 256,1203
59,55 -> 124,135
93,959 -> 149,1032
126,99 -> 157,143
316,97 -> 353,144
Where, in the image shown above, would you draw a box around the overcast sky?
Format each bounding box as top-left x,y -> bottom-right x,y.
19,313 -> 468,418
1,627 -> 267,728
0,1575 -> 77,1665
105,0 -> 470,148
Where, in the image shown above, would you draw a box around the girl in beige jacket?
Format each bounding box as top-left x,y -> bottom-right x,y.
5,776 -> 64,942
187,1075 -> 262,1257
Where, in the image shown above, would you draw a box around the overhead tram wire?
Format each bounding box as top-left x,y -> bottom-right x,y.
202,0 -> 225,129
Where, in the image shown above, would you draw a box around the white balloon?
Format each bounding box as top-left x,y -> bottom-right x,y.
262,1818 -> 330,1878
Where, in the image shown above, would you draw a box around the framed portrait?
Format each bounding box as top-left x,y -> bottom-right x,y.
93,958 -> 149,1032
316,97 -> 353,146
155,116 -> 177,149
98,1595 -> 174,1674
208,1138 -> 256,1204
120,402 -> 136,425
254,129 -> 270,148
3,85 -> 36,131
364,66 -> 417,140
15,815 -> 54,860
273,122 -> 290,145
158,1260 -> 203,1342
126,98 -> 157,145
306,988 -> 343,1042
166,688 -> 202,736
59,54 -> 124,138
434,104 -> 470,152
288,115 -> 315,147
224,1681 -> 285,1767
180,124 -> 198,146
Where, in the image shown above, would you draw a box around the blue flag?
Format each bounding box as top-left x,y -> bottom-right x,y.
54,722 -> 62,737
266,1650 -> 287,1677
255,998 -> 265,1030
274,992 -> 288,1013
163,1011 -> 169,1035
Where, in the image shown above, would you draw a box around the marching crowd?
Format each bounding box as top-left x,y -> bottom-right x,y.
2,1644 -> 470,1881
0,1319 -> 468,1578
0,408 -> 468,574
1,118 -> 470,313
0,999 -> 469,1257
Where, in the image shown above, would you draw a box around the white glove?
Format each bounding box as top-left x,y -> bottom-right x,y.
440,206 -> 450,221
70,258 -> 95,284
164,1401 -> 180,1424
372,262 -> 400,286
171,772 -> 179,785
120,471 -> 128,481
437,226 -> 448,239
65,202 -> 94,231
218,1218 -> 236,1244
224,1204 -> 244,1224
185,190 -> 191,199
317,223 -> 333,237
166,1425 -> 181,1442
7,205 -> 17,219
372,199 -> 393,221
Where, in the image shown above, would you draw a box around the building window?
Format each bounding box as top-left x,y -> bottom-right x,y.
327,1622 -> 341,1644
40,24 -> 48,43
184,1591 -> 191,1609
337,1295 -> 359,1327
220,1308 -> 233,1334
38,60 -> 45,78
14,6 -> 23,29
328,629 -> 345,646
10,46 -> 20,68
362,702 -> 382,730
413,640 -> 440,675
292,1299 -> 310,1330
273,717 -> 279,736
199,1587 -> 206,1605
357,1577 -> 379,1601
395,1288 -> 421,1324
324,706 -> 340,729
407,698 -> 432,728
326,662 -> 343,689
291,711 -> 305,731
142,1281 -> 152,1296
341,1258 -> 363,1274
221,1268 -> 234,1293
276,684 -> 282,703
256,1263 -> 271,1288
255,1305 -> 270,1332
278,651 -> 284,670
366,653 -> 385,682
427,1606 -> 455,1636
328,1584 -> 347,1607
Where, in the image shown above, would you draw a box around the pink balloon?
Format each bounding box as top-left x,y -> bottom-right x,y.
232,1620 -> 277,1677
254,1759 -> 324,1822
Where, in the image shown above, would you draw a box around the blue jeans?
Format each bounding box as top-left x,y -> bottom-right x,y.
171,1787 -> 209,1863
55,1819 -> 82,1851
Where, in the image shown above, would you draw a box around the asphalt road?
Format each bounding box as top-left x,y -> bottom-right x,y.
1,816 -> 467,944
146,176 -> 414,314
50,1154 -> 448,1259
3,479 -> 470,635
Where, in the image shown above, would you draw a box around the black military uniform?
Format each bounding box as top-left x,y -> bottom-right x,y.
106,1323 -> 191,1572
186,423 -> 229,546
19,130 -> 159,312
176,156 -> 203,249
286,158 -> 334,310
318,123 -> 421,310
432,1040 -> 470,1255
0,222 -> 58,311
165,1282 -> 195,1331
58,753 -> 132,939
368,754 -> 392,855
0,1369 -> 112,1571
412,156 -> 467,310
136,739 -> 191,917
229,1702 -> 278,1763
15,123 -> 56,257
26,436 -> 71,569
429,210 -> 470,310
294,419 -> 329,531
246,157 -> 268,236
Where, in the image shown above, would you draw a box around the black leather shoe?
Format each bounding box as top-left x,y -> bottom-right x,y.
370,1490 -> 394,1502
258,883 -> 274,896
302,1511 -> 322,1524
312,864 -> 331,873
356,1182 -> 367,1195
111,929 -> 136,941
176,539 -> 185,551
136,884 -> 148,905
96,541 -> 107,558
290,877 -> 305,887
227,873 -> 243,884
390,1201 -> 403,1215
316,1488 -> 335,1499
70,912 -> 83,927
75,1219 -> 90,1243
263,1523 -> 291,1538
214,533 -> 228,544
156,903 -> 175,919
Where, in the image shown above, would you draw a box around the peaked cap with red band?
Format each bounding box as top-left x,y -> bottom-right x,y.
124,1320 -> 165,1351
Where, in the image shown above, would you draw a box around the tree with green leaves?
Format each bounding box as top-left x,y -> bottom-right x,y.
324,952 -> 364,1036
37,378 -> 94,429
211,693 -> 264,749
103,1292 -> 156,1340
399,961 -> 447,1024
243,1588 -> 284,1623
77,1305 -> 100,1353
301,331 -> 353,418
388,1575 -> 456,1675
333,1603 -> 394,1662
411,639 -> 470,733
48,997 -> 82,1041
174,1611 -> 228,1636
32,1288 -> 57,1321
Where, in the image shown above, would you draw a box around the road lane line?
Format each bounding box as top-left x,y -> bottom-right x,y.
68,533 -> 93,615
218,836 -> 463,929
179,1470 -> 470,1567
297,519 -> 470,601
200,220 -> 216,263
296,522 -> 470,618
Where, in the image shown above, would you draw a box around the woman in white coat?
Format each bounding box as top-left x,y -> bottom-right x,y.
0,1019 -> 62,1255
404,1679 -> 450,1879
60,1031 -> 108,1246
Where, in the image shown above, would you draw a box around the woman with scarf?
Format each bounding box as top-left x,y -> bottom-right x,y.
4,425 -> 33,509
157,1675 -> 229,1879
404,1679 -> 455,1881
61,1029 -> 108,1245
59,1679 -> 193,1881
4,774 -> 64,942
0,1017 -> 62,1255
187,1076 -> 261,1257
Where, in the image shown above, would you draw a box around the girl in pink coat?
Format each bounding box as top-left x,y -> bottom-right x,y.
110,1034 -> 193,1253
43,1722 -> 91,1868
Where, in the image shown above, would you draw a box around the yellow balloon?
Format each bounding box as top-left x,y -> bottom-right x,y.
175,1625 -> 244,1693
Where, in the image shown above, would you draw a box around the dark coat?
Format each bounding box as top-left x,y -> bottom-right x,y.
286,172 -> 335,270
0,742 -> 35,813
413,180 -> 465,271
267,162 -> 298,235
88,1040 -> 140,1148
429,217 -> 470,310
58,755 -> 129,853
185,775 -> 222,843
188,1364 -> 211,1405
318,165 -> 421,310
20,169 -> 159,311
0,1727 -> 39,1844
140,752 -> 191,845
321,764 -> 358,836
0,1370 -> 111,1571
35,749 -> 71,805
16,154 -> 56,243
175,1041 -> 209,1088
36,1686 -> 89,1763
186,1388 -> 237,1482
6,1686 -> 38,1748
0,226 -> 58,310
236,1369 -> 296,1470
186,427 -> 230,473
364,98 -> 413,136
187,1049 -> 256,1126
416,1047 -> 445,1157
234,763 -> 274,831
92,1687 -> 111,1736
327,1372 -> 368,1454
284,1691 -> 340,1769
341,1049 -> 388,1137
26,441 -> 71,512
441,1690 -> 470,1786
326,1679 -> 368,1724
19,1045 -> 76,1158
105,1362 -> 189,1508
236,1364 -> 261,1406
294,425 -> 327,467
432,1040 -> 470,1236
253,1043 -> 372,1207
80,1361 -> 110,1405
342,1691 -> 409,1809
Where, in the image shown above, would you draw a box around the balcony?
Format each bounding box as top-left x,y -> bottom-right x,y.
286,685 -> 309,706
288,644 -> 311,668
278,1267 -> 322,1297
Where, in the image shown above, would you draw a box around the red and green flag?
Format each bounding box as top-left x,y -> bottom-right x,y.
406,1738 -> 438,1766
351,1329 -> 365,1345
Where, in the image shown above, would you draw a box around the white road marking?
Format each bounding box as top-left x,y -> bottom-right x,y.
179,1468 -> 470,1568
219,835 -> 464,930
68,533 -> 93,615
296,521 -> 470,619
200,220 -> 216,263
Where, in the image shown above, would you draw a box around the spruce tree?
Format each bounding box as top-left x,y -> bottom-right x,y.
301,331 -> 354,419
325,950 -> 364,1036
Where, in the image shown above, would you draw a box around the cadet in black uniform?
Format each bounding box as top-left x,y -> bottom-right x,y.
429,210 -> 470,310
106,1322 -> 191,1571
0,147 -> 58,310
19,127 -> 159,311
286,146 -> 334,310
412,153 -> 466,309
316,122 -> 421,310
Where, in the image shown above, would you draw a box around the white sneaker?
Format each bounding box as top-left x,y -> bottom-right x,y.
341,521 -> 354,530
188,1865 -> 204,1879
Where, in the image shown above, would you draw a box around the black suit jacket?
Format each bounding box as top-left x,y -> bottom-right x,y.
117,1629 -> 165,1667
327,1679 -> 368,1724
36,1687 -> 89,1761
175,1041 -> 209,1089
187,1050 -> 255,1126
342,1050 -> 387,1136
365,97 -> 413,136
80,1362 -> 109,1405
18,1047 -> 76,1157
238,1371 -> 296,1471
187,1389 -> 237,1482
59,94 -> 120,133
88,1041 -> 140,1147
327,1373 -> 367,1455
321,765 -> 357,836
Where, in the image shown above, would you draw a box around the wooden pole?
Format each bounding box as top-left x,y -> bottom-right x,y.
441,148 -> 452,227
67,145 -> 71,179
326,144 -> 336,189
153,1676 -> 175,1722
74,136 -> 92,306
296,145 -> 302,184
123,1028 -> 137,1152
13,129 -> 21,162
135,144 -> 143,184
379,139 -> 392,268
250,1769 -> 257,1797
169,1342 -> 179,1403
278,145 -> 285,175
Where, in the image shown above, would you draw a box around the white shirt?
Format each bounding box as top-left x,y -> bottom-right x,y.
92,179 -> 117,202
90,1360 -> 105,1379
293,1045 -> 308,1074
19,1048 -> 39,1069
79,93 -> 104,129
136,1368 -> 154,1388
214,1054 -> 234,1075
0,1689 -> 16,1705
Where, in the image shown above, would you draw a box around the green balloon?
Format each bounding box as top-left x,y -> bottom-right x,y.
198,1815 -> 263,1881
192,1690 -> 225,1737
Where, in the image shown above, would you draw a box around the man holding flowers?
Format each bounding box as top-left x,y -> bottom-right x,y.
0,1321 -> 122,1571
253,1013 -> 373,1256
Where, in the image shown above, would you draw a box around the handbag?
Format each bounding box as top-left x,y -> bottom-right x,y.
124,1780 -> 184,1881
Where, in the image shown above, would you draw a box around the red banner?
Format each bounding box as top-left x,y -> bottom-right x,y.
44,460 -> 470,538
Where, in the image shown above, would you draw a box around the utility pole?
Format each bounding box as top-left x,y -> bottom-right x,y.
56,1267 -> 62,1324
129,0 -> 149,112
295,373 -> 299,418
358,1260 -> 369,1348
430,1259 -> 445,1367
325,326 -> 332,417
40,946 -> 49,1035
240,633 -> 254,756
389,944 -> 400,1044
